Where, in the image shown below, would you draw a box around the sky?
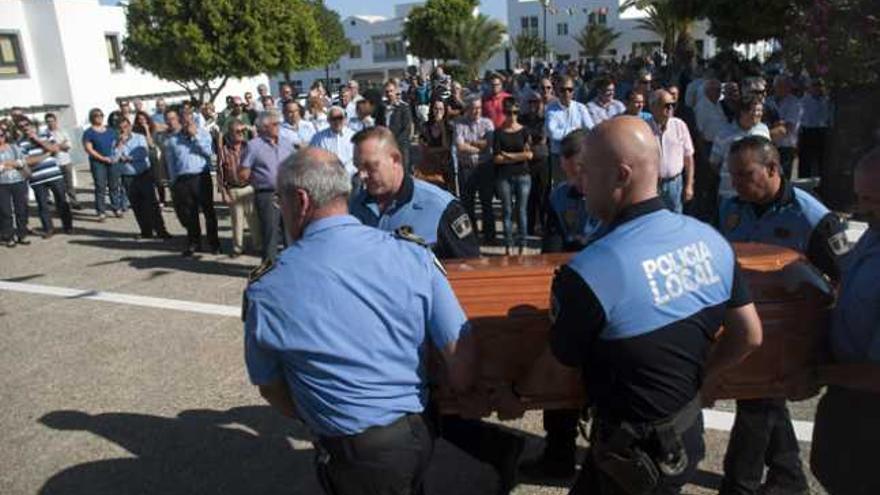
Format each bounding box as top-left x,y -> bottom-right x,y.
323,0 -> 509,24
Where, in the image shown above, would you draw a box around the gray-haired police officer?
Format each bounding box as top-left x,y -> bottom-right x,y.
349,126 -> 523,494
243,147 -> 477,495
350,126 -> 480,259
718,135 -> 847,495
517,117 -> 763,495
811,147 -> 880,495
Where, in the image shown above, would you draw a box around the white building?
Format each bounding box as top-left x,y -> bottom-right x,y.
271,2 -> 511,94
0,0 -> 267,161
507,0 -> 717,62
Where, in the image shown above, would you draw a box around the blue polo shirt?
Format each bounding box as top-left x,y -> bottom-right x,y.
243,215 -> 470,437
831,228 -> 880,363
163,128 -> 213,182
240,134 -> 296,191
82,127 -> 116,167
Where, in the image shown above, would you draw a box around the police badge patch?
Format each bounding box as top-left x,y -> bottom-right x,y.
452,214 -> 473,239
828,232 -> 851,256
725,213 -> 740,231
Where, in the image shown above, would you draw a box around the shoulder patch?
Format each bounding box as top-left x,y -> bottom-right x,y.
248,259 -> 275,285
394,225 -> 428,247
725,213 -> 740,232
451,214 -> 473,239
827,231 -> 851,256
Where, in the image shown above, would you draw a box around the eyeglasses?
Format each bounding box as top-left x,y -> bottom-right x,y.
663,102 -> 676,110
232,129 -> 245,135
561,87 -> 575,93
542,86 -> 553,91
329,116 -> 344,122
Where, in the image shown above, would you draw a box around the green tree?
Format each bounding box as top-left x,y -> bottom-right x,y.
703,0 -> 794,45
403,0 -> 479,61
307,0 -> 350,64
439,14 -> 506,81
123,0 -> 326,103
573,24 -> 621,63
622,0 -> 706,69
512,34 -> 547,61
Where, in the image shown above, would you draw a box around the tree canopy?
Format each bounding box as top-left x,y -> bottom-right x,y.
512,34 -> 547,61
574,24 -> 621,62
704,0 -> 793,44
123,0 -> 341,102
439,14 -> 506,81
403,0 -> 479,61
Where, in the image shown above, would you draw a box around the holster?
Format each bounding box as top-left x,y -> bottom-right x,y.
591,398 -> 701,495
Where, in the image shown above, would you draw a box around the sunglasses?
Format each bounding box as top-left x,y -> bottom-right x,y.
232,129 -> 245,134
663,102 -> 676,109
329,115 -> 345,121
542,86 -> 553,91
561,87 -> 575,93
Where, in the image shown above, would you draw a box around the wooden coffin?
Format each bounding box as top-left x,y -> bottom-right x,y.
430,242 -> 835,416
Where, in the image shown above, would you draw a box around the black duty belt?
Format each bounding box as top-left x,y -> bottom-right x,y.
659,173 -> 683,184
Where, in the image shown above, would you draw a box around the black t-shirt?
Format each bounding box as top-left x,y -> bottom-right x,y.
493,127 -> 530,178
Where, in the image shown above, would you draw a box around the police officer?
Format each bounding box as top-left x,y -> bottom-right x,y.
541,129 -> 603,254
243,147 -> 476,495
350,126 -> 480,260
349,126 -> 523,494
516,117 -> 763,495
811,147 -> 880,495
718,135 -> 847,495
521,129 -> 603,481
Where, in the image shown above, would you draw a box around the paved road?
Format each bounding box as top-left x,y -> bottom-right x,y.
1,170 -> 831,494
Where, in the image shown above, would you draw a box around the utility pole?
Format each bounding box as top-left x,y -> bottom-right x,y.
541,0 -> 548,60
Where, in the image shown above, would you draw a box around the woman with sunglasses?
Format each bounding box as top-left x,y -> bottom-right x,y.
82,108 -> 121,220
492,97 -> 533,255
0,128 -> 32,247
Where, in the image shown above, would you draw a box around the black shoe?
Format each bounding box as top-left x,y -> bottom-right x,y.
519,453 -> 577,481
41,229 -> 56,239
71,202 -> 83,210
62,227 -> 74,235
182,247 -> 196,257
494,434 -> 526,495
16,236 -> 30,245
210,245 -> 222,255
157,230 -> 172,240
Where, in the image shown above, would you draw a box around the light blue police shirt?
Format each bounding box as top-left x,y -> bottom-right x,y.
244,215 -> 469,437
719,183 -> 829,253
831,228 -> 880,363
112,132 -> 150,176
549,182 -> 603,246
569,203 -> 736,340
350,176 -> 453,247
163,128 -> 213,183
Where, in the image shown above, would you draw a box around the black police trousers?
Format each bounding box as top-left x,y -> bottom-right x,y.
314,413 -> 434,495
720,398 -> 807,495
570,415 -> 705,495
542,408 -> 579,464
122,171 -> 167,237
811,386 -> 880,495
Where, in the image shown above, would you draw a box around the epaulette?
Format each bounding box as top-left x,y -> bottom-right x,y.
394,225 -> 428,247
248,259 -> 275,284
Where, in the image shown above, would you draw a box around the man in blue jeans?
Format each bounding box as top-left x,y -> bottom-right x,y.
15,117 -> 73,236
649,89 -> 695,213
82,108 -> 122,220
454,95 -> 496,244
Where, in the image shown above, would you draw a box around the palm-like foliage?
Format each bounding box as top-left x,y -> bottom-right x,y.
621,0 -> 706,67
573,24 -> 621,62
512,34 -> 547,61
440,14 -> 506,80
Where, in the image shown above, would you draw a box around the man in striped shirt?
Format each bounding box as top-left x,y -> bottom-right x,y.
14,117 -> 72,236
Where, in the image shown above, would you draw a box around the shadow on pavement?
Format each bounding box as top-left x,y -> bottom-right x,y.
38,406 -> 319,495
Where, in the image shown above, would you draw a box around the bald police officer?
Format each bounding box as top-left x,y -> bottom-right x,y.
718,135 -> 847,495
350,126 -> 480,259
243,147 -> 476,495
811,147 -> 880,495
349,126 -> 523,494
518,117 -> 763,495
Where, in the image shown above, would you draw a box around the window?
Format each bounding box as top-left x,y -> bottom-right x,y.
520,16 -> 539,37
557,23 -> 568,36
588,13 -> 596,25
349,44 -> 362,59
372,36 -> 405,62
0,32 -> 26,76
598,13 -> 607,25
105,34 -> 123,72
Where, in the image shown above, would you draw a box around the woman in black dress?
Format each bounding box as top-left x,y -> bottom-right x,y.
417,99 -> 453,189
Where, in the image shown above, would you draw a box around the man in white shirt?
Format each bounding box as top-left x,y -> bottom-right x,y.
587,76 -> 626,125
345,80 -> 364,120
309,106 -> 356,177
798,78 -> 830,178
281,100 -> 317,150
693,78 -> 728,220
44,112 -> 82,210
765,75 -> 803,179
545,75 -> 594,187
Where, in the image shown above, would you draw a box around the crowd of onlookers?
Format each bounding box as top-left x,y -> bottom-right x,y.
0,51 -> 836,256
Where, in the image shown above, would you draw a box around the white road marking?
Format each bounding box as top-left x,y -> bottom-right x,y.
0,280 -> 239,317
0,280 -> 817,440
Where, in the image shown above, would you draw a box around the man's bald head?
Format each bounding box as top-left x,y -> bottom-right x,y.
277,146 -> 352,240
855,147 -> 880,229
577,116 -> 660,223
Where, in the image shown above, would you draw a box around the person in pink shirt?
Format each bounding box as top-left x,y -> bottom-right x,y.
649,89 -> 695,213
482,74 -> 511,129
